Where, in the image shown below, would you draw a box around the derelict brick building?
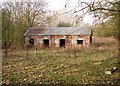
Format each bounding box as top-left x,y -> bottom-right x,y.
24,27 -> 92,48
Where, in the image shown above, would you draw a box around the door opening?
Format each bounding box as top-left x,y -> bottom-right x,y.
77,40 -> 83,45
43,39 -> 49,47
29,38 -> 34,47
60,39 -> 65,47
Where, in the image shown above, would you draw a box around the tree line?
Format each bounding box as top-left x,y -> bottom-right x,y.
1,0 -> 120,56
2,1 -> 47,49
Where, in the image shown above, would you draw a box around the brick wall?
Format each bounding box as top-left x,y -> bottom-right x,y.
25,35 -> 90,48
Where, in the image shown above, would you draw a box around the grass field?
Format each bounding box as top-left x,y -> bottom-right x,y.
2,37 -> 119,84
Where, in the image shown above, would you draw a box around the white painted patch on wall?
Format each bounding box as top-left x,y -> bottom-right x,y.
71,40 -> 74,44
55,40 -> 58,44
77,38 -> 83,40
25,38 -> 29,44
44,37 -> 49,39
39,39 -> 43,43
60,38 -> 65,39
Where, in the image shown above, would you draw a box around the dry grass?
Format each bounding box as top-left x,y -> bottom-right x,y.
2,37 -> 119,85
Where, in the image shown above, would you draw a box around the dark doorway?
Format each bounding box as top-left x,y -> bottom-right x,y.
43,39 -> 49,47
60,39 -> 65,47
77,40 -> 83,45
90,36 -> 92,44
29,38 -> 34,47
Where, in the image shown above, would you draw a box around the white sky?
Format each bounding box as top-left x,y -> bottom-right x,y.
45,0 -> 96,11
45,0 -> 94,25
1,0 -> 94,25
45,0 -> 67,11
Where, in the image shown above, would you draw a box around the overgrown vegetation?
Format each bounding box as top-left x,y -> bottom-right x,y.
94,17 -> 118,38
2,1 -> 47,57
57,22 -> 72,27
1,0 -> 120,85
2,37 -> 119,85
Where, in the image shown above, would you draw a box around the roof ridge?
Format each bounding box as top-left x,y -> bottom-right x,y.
24,27 -> 91,37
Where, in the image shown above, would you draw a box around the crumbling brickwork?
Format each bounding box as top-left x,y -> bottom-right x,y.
24,27 -> 92,48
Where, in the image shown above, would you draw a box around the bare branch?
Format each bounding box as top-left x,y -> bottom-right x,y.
90,7 -> 120,12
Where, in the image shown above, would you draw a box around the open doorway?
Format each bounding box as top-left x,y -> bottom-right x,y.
43,39 -> 49,47
77,40 -> 83,45
60,39 -> 65,47
29,38 -> 34,47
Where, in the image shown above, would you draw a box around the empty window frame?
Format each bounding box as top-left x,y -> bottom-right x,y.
77,40 -> 83,45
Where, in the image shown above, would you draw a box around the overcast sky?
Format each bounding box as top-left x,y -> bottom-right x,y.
1,0 -> 94,25
45,0 -> 67,11
45,0 -> 94,25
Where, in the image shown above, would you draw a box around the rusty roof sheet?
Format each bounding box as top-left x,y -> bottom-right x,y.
24,27 -> 91,37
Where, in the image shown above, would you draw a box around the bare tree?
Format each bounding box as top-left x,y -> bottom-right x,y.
2,1 -> 47,57
64,0 -> 120,23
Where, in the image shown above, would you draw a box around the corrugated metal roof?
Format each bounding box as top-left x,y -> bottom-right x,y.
24,27 -> 91,37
